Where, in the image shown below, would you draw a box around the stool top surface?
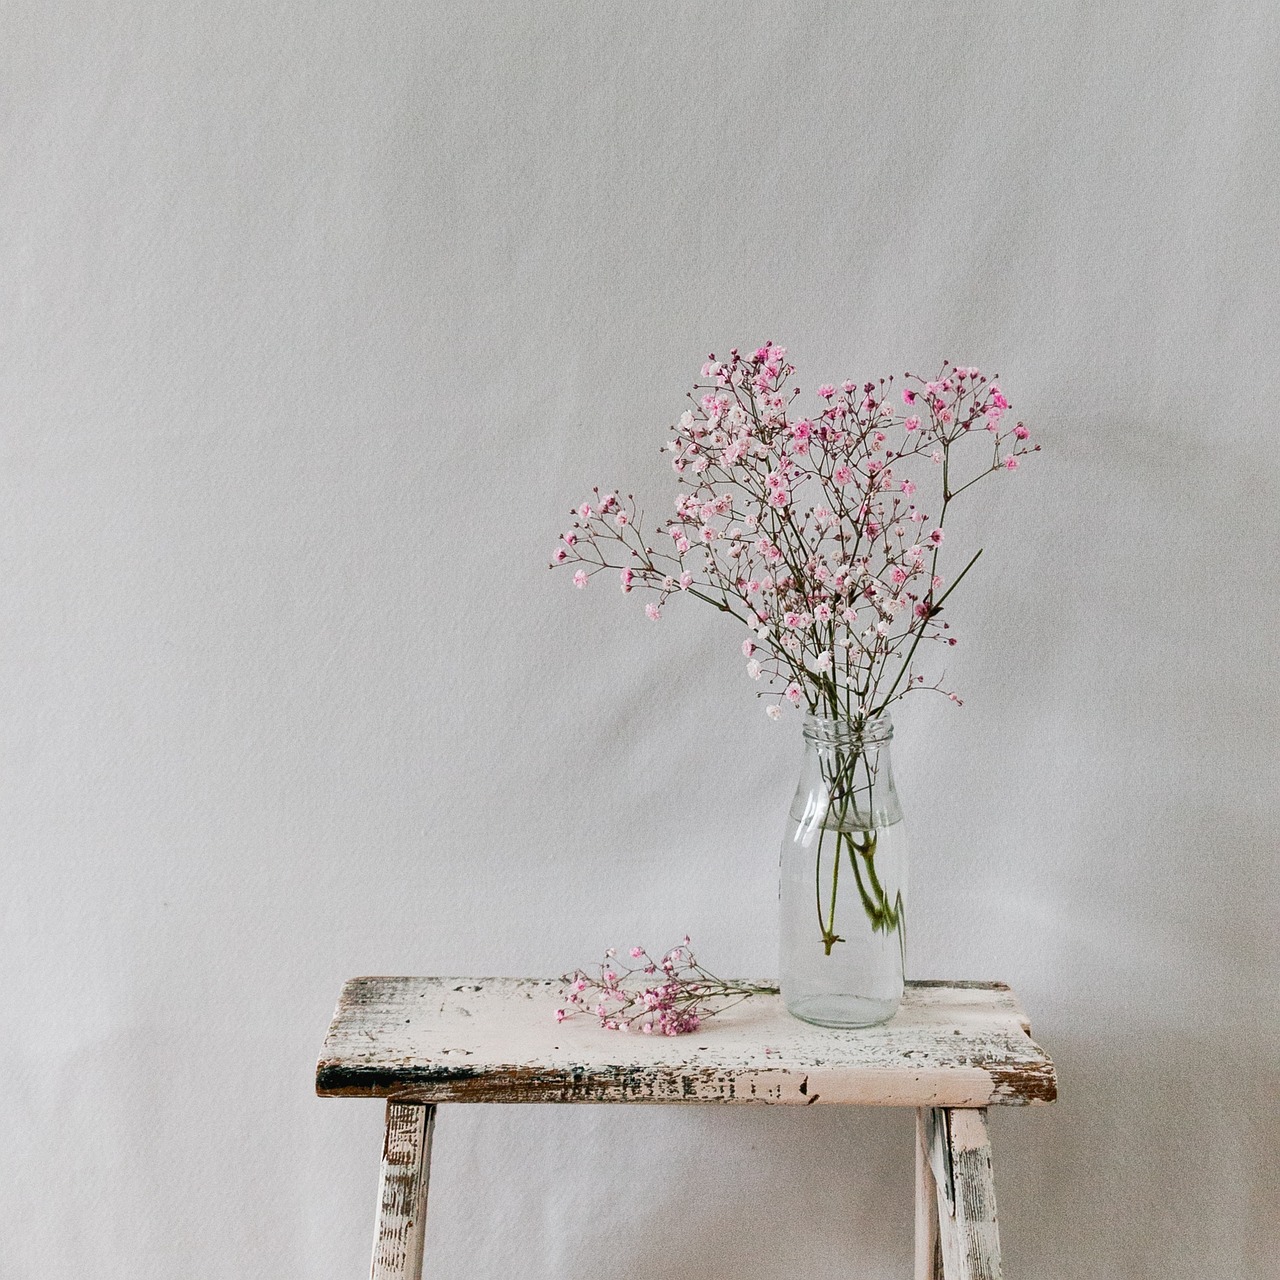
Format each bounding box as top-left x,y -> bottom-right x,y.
316,977 -> 1056,1107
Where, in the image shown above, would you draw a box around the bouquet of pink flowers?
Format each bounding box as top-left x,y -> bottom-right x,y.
552,344 -> 1035,723
552,346 -> 1037,979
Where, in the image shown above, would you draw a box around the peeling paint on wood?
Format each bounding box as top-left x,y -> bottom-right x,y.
369,1102 -> 434,1280
929,1107 -> 1003,1280
316,978 -> 1057,1108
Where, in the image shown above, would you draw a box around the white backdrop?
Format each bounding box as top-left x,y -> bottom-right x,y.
2,3 -> 1277,1278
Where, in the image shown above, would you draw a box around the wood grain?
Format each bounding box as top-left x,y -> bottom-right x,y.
929,1107 -> 1002,1280
915,1109 -> 943,1279
369,1102 -> 435,1280
316,978 -> 1056,1108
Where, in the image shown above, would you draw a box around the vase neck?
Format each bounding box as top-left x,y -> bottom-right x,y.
796,713 -> 901,827
802,712 -> 893,749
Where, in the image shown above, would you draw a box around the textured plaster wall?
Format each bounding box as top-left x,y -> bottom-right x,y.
2,3 -> 1277,1278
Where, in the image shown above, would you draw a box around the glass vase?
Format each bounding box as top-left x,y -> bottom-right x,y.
778,713 -> 906,1027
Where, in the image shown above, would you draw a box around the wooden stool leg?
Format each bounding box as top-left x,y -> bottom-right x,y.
925,1107 -> 1002,1280
915,1109 -> 943,1279
370,1102 -> 436,1280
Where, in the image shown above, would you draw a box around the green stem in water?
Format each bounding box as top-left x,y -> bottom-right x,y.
825,831 -> 842,954
814,822 -> 845,955
812,739 -> 905,948
844,828 -> 881,925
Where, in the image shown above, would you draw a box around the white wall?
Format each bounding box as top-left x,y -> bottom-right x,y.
3,3 -> 1276,1277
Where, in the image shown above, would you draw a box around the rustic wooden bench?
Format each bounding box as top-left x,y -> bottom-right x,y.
317,977 -> 1057,1280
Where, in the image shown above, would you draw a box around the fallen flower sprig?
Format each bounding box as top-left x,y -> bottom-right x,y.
557,939 -> 778,1035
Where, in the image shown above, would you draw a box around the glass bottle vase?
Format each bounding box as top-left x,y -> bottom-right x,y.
778,713 -> 906,1027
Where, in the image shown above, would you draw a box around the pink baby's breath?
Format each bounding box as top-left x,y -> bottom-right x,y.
558,942 -> 777,1035
550,351 -> 1037,722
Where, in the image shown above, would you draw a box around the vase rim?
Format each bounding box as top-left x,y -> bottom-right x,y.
801,711 -> 893,745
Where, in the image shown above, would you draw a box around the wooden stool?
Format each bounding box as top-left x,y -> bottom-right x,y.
317,977 -> 1056,1280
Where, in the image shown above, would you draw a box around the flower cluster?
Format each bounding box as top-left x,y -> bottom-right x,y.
551,347 -> 1038,721
557,940 -> 777,1035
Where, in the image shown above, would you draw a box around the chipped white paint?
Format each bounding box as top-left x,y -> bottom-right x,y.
369,1102 -> 435,1280
928,1107 -> 1003,1280
316,978 -> 1056,1108
329,982 -> 1050,1280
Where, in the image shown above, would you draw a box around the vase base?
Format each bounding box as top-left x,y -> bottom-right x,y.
784,992 -> 900,1028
